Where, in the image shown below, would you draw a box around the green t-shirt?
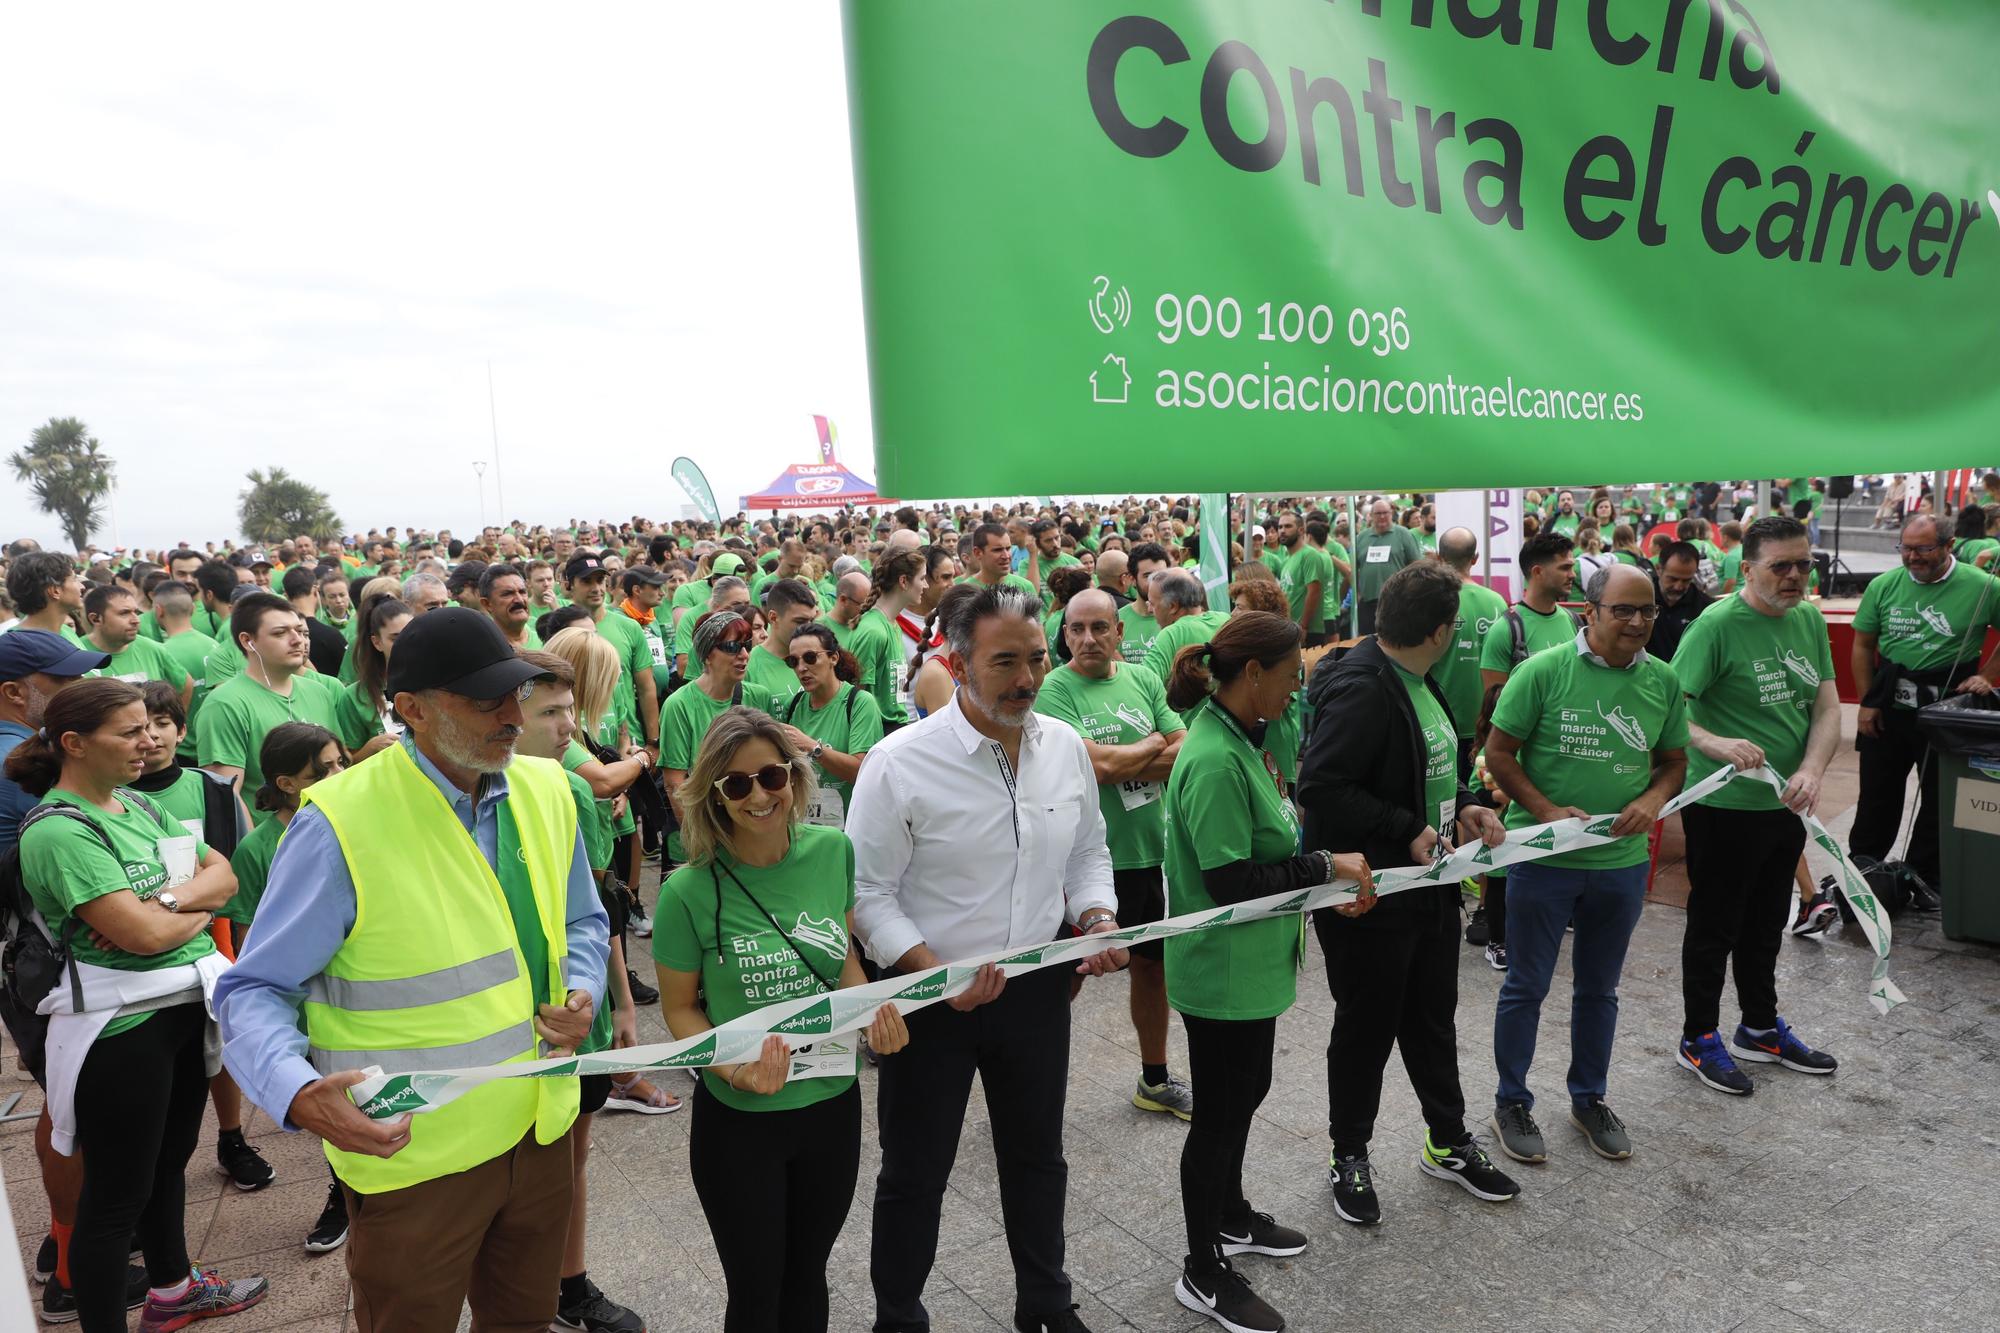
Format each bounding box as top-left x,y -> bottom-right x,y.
1257,547 -> 1287,578
20,791 -> 215,1036
88,636 -> 189,692
1117,603 -> 1160,665
1958,537 -> 1999,572
1395,663 -> 1461,835
660,678 -> 773,859
823,617 -> 858,654
1548,513 -> 1582,538
1435,580 -> 1509,741
1489,644 -> 1690,868
1161,702 -> 1300,1021
1279,543 -> 1335,633
672,579 -> 712,615
318,609 -> 359,644
1036,552 -> 1082,590
223,813 -> 283,925
596,612 -> 654,741
1673,594 -> 1834,812
331,680 -> 387,752
195,672 -> 344,825
1351,526 -> 1423,601
1853,561 -> 2000,677
654,824 -> 857,1112
1717,547 -> 1744,593
159,631 -> 218,759
561,741 -> 618,866
1478,602 -> 1579,678
1143,610 -> 1229,693
1033,662 -> 1183,870
141,605 -> 227,644
141,766 -> 213,838
743,645 -> 800,715
956,572 -> 1039,599
846,608 -> 911,725
780,683 -> 885,826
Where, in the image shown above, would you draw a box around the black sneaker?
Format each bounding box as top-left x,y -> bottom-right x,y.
1328,1153 -> 1380,1226
33,1232 -> 53,1284
625,968 -> 659,1006
1417,1132 -> 1521,1202
1677,1031 -> 1754,1096
555,1277 -> 646,1333
1790,888 -> 1838,938
1013,1305 -> 1092,1332
1464,906 -> 1489,946
1217,1210 -> 1307,1257
305,1182 -> 350,1253
41,1265 -> 146,1322
216,1131 -> 275,1191
1732,1017 -> 1837,1075
1174,1264 -> 1284,1333
1484,942 -> 1508,971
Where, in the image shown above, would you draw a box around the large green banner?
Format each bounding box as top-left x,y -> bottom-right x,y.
841,2 -> 1998,497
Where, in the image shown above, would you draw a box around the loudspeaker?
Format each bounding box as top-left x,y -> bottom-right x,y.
1827,475 -> 1856,500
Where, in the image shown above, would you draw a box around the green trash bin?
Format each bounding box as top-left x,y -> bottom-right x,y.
1916,694 -> 2000,944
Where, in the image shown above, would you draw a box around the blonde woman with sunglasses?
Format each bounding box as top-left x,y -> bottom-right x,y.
654,707 -> 909,1333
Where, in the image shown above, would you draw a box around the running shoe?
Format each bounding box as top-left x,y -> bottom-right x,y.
41,1266 -> 146,1323
1328,1153 -> 1379,1226
1484,942 -> 1508,971
1133,1074 -> 1194,1122
33,1232 -> 53,1284
1012,1305 -> 1093,1332
1790,889 -> 1838,937
1677,1030 -> 1754,1096
625,968 -> 659,1005
1218,1210 -> 1307,1257
305,1181 -> 349,1253
1569,1100 -> 1633,1160
215,1131 -> 274,1192
1490,1102 -> 1546,1163
1175,1264 -> 1285,1333
1464,906 -> 1489,947
1731,1017 -> 1837,1075
135,1268 -> 269,1333
555,1277 -> 647,1333
1417,1132 -> 1521,1202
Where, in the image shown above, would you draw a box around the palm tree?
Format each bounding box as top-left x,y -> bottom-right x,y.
8,417 -> 116,550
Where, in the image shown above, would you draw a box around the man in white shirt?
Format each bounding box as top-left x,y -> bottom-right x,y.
849,584 -> 1125,1333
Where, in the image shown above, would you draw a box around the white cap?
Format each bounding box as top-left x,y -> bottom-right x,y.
1250,525 -> 1266,539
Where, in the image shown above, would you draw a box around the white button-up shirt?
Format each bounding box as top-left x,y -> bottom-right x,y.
849,692 -> 1116,969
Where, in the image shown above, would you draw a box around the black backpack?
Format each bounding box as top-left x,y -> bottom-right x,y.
1506,606 -> 1583,668
0,804 -> 111,1081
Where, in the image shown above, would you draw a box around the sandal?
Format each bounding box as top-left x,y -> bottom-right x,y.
603,1074 -> 682,1114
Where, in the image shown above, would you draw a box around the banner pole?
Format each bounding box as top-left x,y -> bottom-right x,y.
1480,491 -> 1493,586
1346,493 -> 1359,638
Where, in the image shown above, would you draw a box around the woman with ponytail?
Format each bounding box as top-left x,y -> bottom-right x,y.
331,596 -> 410,758
908,583 -> 979,721
1160,612 -> 1373,1333
846,548 -> 926,732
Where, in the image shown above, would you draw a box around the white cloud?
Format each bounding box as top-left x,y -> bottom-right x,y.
0,2 -> 878,550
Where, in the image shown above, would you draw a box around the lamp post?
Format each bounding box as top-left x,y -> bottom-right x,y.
473,461 -> 488,528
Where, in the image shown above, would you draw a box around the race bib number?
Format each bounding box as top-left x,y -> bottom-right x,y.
1892,678 -> 1921,711
1439,800 -> 1456,842
788,1037 -> 858,1080
805,786 -> 845,828
1365,545 -> 1392,564
648,635 -> 669,668
1117,779 -> 1162,811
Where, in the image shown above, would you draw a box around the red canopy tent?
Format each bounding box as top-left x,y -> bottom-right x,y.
741,415 -> 895,510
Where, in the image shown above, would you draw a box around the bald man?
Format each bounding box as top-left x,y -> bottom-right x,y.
826,570 -> 873,651
1094,549 -> 1132,603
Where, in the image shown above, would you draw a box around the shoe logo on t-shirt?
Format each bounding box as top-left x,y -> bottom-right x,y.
1779,649 -> 1821,688
1596,702 -> 1650,751
1112,703 -> 1151,734
1919,605 -> 1954,637
791,912 -> 848,960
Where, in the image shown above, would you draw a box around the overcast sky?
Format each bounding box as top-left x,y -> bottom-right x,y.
0,3 -> 879,551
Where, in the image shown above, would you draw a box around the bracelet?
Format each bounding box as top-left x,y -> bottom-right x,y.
1317,850 -> 1337,885
725,1064 -> 745,1091
1078,910 -> 1115,930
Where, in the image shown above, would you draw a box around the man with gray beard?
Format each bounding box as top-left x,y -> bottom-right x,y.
849,584 -> 1124,1333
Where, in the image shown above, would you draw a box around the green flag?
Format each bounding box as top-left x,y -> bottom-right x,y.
670,456 -> 721,524
841,3 -> 1997,497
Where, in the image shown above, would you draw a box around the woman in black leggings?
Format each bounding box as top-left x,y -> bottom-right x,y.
1159,613 -> 1373,1333
10,678 -> 269,1332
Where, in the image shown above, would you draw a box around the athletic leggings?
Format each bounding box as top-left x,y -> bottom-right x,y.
1179,1014 -> 1276,1273
73,1001 -> 208,1331
689,1080 -> 862,1333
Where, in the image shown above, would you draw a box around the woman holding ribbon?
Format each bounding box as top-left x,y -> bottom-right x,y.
9,678 -> 269,1331
654,706 -> 909,1333
1160,611 -> 1370,1333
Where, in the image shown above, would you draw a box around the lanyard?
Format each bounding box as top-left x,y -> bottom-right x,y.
1204,699 -> 1284,797
711,859 -> 842,992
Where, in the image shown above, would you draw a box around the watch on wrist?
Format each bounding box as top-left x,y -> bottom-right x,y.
809,743 -> 825,762
156,890 -> 182,914
1080,910 -> 1115,930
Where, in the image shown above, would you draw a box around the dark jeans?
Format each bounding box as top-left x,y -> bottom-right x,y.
1851,709 -> 1941,884
1179,1014 -> 1275,1273
1493,860 -> 1648,1111
1316,896 -> 1468,1158
73,1002 -> 207,1331
691,1082 -> 862,1333
1680,803 -> 1806,1039
871,965 -> 1071,1331
1358,599 -> 1379,635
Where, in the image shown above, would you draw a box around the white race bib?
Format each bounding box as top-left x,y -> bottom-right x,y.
804,786 -> 845,828
788,1036 -> 858,1080
1892,678 -> 1920,710
1365,545 -> 1393,564
156,835 -> 198,888
648,635 -> 669,668
1117,778 -> 1162,811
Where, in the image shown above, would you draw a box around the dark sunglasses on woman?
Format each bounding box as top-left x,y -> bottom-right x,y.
712,763 -> 793,801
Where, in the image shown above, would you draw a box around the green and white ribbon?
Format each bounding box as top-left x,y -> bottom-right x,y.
351,764 -> 1900,1120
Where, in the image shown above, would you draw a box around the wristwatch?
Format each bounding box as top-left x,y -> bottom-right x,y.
809,743 -> 825,762
156,890 -> 182,914
1078,909 -> 1116,931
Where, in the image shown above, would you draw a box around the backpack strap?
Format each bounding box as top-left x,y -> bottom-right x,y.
731,683 -> 743,707
1507,607 -> 1528,667
14,804 -> 114,1013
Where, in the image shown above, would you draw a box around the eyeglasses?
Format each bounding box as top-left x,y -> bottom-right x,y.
468,681 -> 537,712
1899,543 -> 1941,556
783,650 -> 825,668
712,763 -> 793,801
1759,558 -> 1815,576
1592,602 -> 1661,622
709,640 -> 751,656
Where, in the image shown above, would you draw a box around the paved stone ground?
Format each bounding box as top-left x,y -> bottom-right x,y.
6,722 -> 1999,1332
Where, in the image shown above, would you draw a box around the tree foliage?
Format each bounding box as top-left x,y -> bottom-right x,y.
238,467 -> 342,545
8,417 -> 116,551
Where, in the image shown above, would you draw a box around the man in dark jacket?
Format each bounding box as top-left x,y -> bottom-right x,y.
1295,562 -> 1519,1228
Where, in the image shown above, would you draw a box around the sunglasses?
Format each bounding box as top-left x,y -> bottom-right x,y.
1760,559 -> 1815,576
709,640 -> 751,656
712,763 -> 793,801
784,650 -> 825,668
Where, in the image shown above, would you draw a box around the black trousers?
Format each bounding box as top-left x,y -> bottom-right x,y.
74,1002 -> 208,1331
690,1081 -> 861,1333
1315,893 -> 1469,1158
1850,709 -> 1942,884
871,965 -> 1070,1331
1357,599 -> 1379,635
1681,803 -> 1806,1039
1487,874 -> 1508,945
1179,1014 -> 1275,1273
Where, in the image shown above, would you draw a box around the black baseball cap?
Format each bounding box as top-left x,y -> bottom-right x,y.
384,607 -> 546,700
620,566 -> 667,590
562,552 -> 607,583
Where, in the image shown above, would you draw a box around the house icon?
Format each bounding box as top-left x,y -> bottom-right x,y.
1091,353 -> 1130,405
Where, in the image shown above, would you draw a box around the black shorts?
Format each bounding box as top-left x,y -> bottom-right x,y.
579,1073 -> 612,1116
1113,865 -> 1167,961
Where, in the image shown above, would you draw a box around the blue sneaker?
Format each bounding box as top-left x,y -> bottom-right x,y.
1732,1017 -> 1837,1075
1676,1030 -> 1754,1096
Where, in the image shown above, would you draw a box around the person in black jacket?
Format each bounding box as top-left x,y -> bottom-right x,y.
1295,562 -> 1519,1227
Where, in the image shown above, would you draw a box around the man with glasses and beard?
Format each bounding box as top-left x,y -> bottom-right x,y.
848,585 -> 1126,1333
216,608 -> 609,1333
1670,516 -> 1843,1096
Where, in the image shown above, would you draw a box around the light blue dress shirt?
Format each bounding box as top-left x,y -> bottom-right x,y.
214,739 -> 609,1130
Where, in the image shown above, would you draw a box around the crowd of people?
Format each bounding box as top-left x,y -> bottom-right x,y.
1,476 -> 1996,1333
